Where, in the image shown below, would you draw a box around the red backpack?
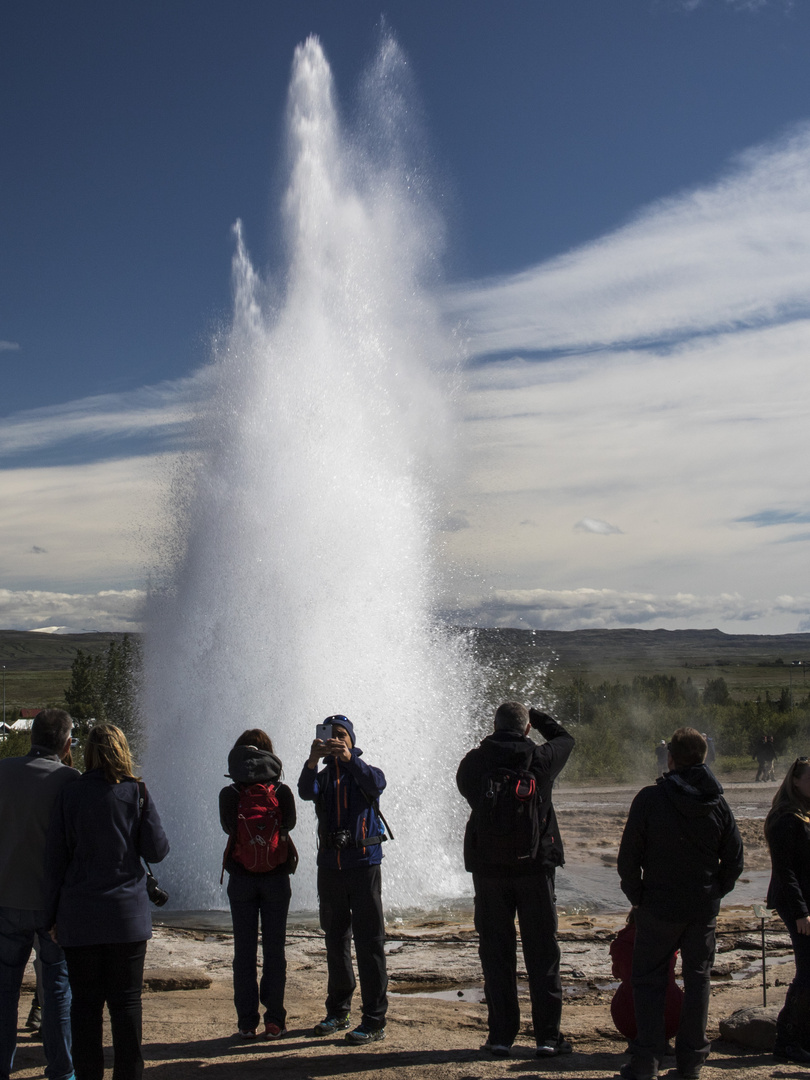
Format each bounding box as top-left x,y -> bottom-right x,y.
227,782 -> 288,873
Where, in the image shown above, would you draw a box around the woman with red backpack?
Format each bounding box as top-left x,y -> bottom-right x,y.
220,729 -> 297,1040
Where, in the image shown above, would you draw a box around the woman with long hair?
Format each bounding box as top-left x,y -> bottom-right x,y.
220,728 -> 297,1039
46,724 -> 169,1080
765,755 -> 810,1063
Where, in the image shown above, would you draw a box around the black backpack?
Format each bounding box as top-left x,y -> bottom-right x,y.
472,766 -> 546,865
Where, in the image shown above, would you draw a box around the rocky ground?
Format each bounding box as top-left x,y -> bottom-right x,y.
12,776 -> 797,1080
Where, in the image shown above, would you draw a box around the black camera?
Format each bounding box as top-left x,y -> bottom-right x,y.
146,871 -> 169,907
329,829 -> 353,851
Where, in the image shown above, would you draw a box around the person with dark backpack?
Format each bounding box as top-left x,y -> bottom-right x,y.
456,702 -> 574,1061
220,729 -> 297,1040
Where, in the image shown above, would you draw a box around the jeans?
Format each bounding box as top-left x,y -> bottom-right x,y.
473,871 -> 562,1046
0,905 -> 73,1080
776,907 -> 810,991
227,872 -> 291,1031
63,941 -> 146,1080
630,906 -> 715,1077
317,865 -> 388,1028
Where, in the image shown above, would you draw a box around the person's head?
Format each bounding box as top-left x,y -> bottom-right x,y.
324,714 -> 355,749
765,757 -> 810,839
84,724 -> 138,783
233,729 -> 275,754
494,701 -> 530,735
30,709 -> 73,755
667,727 -> 707,770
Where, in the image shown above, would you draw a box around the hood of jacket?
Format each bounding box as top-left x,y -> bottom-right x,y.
227,745 -> 282,785
660,763 -> 724,819
478,731 -> 536,770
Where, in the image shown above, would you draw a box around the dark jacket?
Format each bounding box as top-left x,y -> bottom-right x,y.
219,745 -> 297,876
456,712 -> 574,877
766,810 -> 810,922
46,769 -> 169,946
617,765 -> 744,922
0,747 -> 79,910
297,747 -> 386,870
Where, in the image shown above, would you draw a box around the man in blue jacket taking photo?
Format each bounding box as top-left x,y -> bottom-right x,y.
298,715 -> 388,1045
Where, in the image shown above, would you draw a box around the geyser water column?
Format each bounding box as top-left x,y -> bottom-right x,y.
143,36 -> 479,911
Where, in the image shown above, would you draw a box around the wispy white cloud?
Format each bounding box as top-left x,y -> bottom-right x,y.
0,456 -> 172,596
0,588 -> 145,632
0,341 -> 20,352
574,518 -> 623,535
457,587 -> 810,632
446,124 -> 810,359
443,123 -> 810,632
0,374 -> 205,458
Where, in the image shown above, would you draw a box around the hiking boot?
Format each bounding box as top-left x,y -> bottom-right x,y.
774,1041 -> 810,1063
313,1014 -> 350,1036
620,1063 -> 658,1080
263,1022 -> 286,1039
536,1035 -> 572,1057
345,1022 -> 386,1045
481,1041 -> 511,1057
238,1028 -> 258,1039
25,1000 -> 42,1032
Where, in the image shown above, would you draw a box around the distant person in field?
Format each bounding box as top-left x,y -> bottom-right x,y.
456,702 -> 575,1060
766,735 -> 778,781
755,735 -> 776,782
0,708 -> 78,1080
617,727 -> 743,1080
702,734 -> 716,767
298,715 -> 389,1045
220,729 -> 297,1040
655,740 -> 668,777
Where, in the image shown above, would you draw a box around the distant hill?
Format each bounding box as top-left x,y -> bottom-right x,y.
469,627 -> 810,673
0,630 -> 130,671
4,625 -> 810,675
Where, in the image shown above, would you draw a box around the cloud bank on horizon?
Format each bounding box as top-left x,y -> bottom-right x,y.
3,123 -> 810,633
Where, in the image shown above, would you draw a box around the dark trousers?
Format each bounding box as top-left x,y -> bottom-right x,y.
317,865 -> 387,1028
473,870 -> 562,1047
630,907 -> 715,1077
227,871 -> 291,1030
63,941 -> 147,1080
778,907 -> 810,991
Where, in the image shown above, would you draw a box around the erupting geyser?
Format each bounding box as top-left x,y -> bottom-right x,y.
143,35 -> 480,910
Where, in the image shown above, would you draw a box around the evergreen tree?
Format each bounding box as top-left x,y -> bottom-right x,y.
64,649 -> 106,723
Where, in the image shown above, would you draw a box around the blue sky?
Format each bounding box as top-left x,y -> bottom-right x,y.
3,0 -> 810,634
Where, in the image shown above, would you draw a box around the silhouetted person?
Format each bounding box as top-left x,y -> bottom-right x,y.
457,702 -> 574,1059
617,727 -> 743,1080
0,709 -> 78,1080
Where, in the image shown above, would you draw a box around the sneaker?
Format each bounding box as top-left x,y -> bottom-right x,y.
481,1041 -> 511,1057
263,1022 -> 287,1039
25,1000 -> 42,1032
536,1035 -> 573,1057
238,1028 -> 258,1039
345,1022 -> 386,1045
313,1014 -> 351,1036
619,1064 -> 658,1080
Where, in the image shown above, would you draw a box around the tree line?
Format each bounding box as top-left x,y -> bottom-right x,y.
64,635 -> 142,741
550,672 -> 810,781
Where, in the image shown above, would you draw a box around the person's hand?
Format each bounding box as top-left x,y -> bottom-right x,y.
325,737 -> 351,763
797,916 -> 810,935
528,707 -> 552,730
307,739 -> 326,768
49,924 -> 59,944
